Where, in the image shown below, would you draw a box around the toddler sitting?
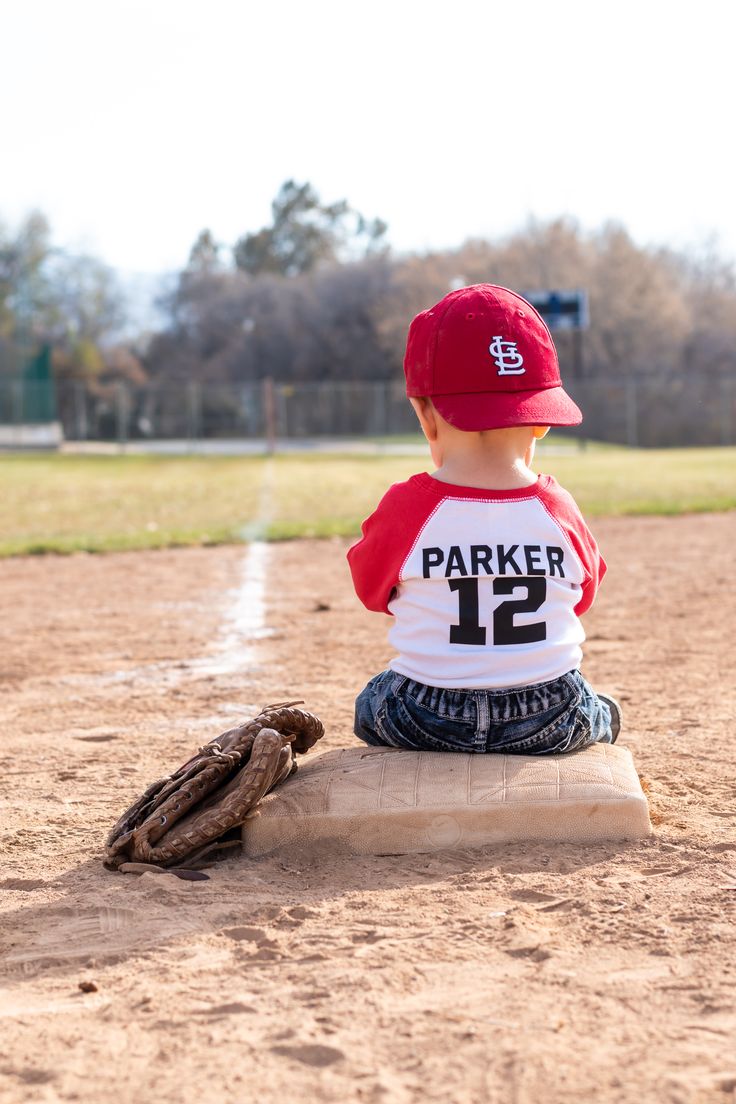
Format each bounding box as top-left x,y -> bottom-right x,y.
348,284 -> 620,755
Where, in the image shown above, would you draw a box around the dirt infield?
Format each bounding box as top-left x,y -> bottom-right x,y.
1,515 -> 735,1104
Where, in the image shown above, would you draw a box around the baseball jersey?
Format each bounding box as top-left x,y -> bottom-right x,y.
347,472 -> 605,690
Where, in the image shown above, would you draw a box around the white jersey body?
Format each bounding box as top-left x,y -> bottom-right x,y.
347,473 -> 606,691
388,495 -> 585,688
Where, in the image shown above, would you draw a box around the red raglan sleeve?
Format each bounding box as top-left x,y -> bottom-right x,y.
347,477 -> 436,615
538,477 -> 607,616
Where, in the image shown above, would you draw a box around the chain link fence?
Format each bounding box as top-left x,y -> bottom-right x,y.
53,379 -> 420,445
2,375 -> 735,448
564,376 -> 736,448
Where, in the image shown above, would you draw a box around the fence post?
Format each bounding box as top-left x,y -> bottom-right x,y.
572,328 -> 584,378
11,377 -> 23,426
115,382 -> 129,450
625,378 -> 638,447
75,381 -> 88,440
262,376 -> 277,454
187,381 -> 201,450
372,380 -> 389,435
721,377 -> 733,446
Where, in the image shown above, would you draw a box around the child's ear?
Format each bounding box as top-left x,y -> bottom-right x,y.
533,426 -> 550,440
410,397 -> 439,442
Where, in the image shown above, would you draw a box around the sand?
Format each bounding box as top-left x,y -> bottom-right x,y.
1,515 -> 735,1103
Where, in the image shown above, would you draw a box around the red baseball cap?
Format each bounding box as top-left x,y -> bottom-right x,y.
403,284 -> 582,430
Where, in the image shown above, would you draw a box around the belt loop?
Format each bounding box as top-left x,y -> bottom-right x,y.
475,692 -> 490,748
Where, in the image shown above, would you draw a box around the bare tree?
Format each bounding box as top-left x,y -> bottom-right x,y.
233,180 -> 387,277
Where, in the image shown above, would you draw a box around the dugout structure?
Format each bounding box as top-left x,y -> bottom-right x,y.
0,343 -> 63,449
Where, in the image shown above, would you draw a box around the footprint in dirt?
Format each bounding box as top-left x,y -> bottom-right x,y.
254,905 -> 319,928
508,889 -> 560,903
221,926 -> 268,943
220,926 -> 283,961
5,905 -> 198,967
194,1001 -> 257,1018
1,879 -> 47,891
283,905 -> 318,923
350,929 -> 385,944
639,865 -> 695,876
270,1044 -> 345,1068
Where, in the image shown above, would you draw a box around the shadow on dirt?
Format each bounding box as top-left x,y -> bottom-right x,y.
0,834 -> 658,983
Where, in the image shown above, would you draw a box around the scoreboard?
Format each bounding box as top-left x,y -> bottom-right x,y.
523,290 -> 589,331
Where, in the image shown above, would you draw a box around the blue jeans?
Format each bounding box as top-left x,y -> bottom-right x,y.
354,669 -> 615,755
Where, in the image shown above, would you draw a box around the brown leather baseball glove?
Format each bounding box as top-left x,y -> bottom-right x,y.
104,702 -> 323,873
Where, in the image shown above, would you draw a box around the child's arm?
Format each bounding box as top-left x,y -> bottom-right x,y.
347,502 -> 400,614
570,520 -> 606,615
539,478 -> 606,615
347,478 -> 434,614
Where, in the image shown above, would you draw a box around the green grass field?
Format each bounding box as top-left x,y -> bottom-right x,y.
1,444 -> 735,555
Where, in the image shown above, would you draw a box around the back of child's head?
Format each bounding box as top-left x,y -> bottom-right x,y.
404,284 -> 581,432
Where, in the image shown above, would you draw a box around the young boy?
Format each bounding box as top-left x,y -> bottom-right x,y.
347,283 -> 620,755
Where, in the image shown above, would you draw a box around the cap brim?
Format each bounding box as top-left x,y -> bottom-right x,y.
432,385 -> 582,431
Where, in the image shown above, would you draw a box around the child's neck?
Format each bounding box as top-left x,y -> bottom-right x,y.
431,431 -> 539,490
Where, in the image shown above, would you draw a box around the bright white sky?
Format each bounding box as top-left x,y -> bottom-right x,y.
3,0 -> 735,277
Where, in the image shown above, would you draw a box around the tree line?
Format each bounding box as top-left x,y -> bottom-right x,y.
3,181 -> 736,396
0,210 -> 145,385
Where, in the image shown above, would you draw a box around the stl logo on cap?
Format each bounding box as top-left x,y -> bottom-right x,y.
489,336 -> 525,376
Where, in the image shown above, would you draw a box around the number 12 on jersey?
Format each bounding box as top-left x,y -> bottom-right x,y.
448,577 -> 547,646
